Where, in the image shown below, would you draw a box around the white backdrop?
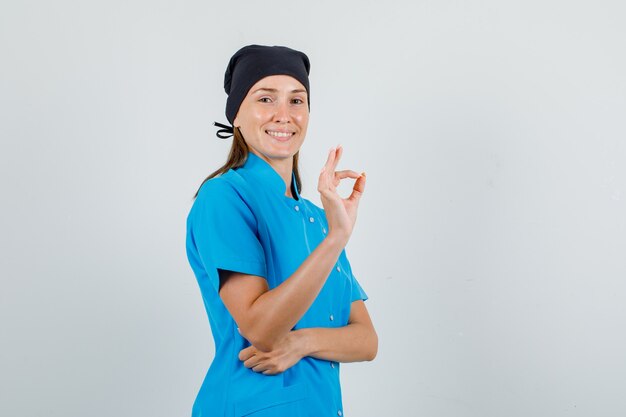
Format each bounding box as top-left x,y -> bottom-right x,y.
1,1 -> 625,416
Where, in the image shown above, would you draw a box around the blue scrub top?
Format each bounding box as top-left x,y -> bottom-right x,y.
186,151 -> 368,417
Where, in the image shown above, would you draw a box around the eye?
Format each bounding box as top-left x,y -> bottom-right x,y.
292,98 -> 304,104
258,97 -> 272,103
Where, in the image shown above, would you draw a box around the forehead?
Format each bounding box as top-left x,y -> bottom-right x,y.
248,74 -> 306,94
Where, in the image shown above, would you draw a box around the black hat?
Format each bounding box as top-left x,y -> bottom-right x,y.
213,44 -> 311,139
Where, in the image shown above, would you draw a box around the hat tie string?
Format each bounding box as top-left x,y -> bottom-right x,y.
213,121 -> 234,139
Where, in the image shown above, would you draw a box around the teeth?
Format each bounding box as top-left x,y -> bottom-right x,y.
266,130 -> 293,138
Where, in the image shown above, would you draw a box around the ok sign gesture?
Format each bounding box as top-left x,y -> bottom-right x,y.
318,145 -> 366,246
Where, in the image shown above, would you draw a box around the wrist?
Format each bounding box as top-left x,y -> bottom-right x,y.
293,328 -> 314,358
324,232 -> 348,251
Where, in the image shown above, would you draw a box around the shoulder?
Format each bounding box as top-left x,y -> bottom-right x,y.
190,171 -> 253,218
195,173 -> 237,201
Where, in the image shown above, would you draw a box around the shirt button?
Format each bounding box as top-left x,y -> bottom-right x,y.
322,227 -> 327,234
329,314 -> 334,321
330,362 -> 335,368
336,266 -> 341,272
294,205 -> 300,211
338,411 -> 343,416
309,216 -> 315,222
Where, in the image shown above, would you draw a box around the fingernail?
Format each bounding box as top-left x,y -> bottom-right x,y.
362,171 -> 366,177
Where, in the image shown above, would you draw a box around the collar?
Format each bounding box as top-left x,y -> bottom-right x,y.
239,151 -> 301,201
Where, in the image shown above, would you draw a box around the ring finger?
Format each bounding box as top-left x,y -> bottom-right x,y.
252,362 -> 270,373
244,357 -> 259,369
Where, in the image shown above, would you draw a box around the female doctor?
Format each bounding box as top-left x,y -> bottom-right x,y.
186,44 -> 378,417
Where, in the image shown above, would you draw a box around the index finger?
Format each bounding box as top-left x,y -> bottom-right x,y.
238,346 -> 255,361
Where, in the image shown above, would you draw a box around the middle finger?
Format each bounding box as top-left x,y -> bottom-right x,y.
331,145 -> 343,172
244,356 -> 260,369
319,147 -> 338,188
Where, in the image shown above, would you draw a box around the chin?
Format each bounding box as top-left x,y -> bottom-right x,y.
268,145 -> 299,158
271,151 -> 295,160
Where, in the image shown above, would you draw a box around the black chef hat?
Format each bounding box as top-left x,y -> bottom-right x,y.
213,44 -> 311,139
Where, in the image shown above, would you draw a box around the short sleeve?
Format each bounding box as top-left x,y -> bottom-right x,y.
350,272 -> 369,303
343,247 -> 368,303
186,179 -> 267,293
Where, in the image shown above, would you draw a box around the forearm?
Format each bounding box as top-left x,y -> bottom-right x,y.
247,233 -> 347,351
297,323 -> 378,363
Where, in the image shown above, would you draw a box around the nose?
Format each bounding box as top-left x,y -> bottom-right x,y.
274,100 -> 291,123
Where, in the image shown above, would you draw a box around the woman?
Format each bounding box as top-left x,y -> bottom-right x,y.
186,44 -> 377,417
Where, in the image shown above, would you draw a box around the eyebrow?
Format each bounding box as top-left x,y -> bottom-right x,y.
252,87 -> 307,94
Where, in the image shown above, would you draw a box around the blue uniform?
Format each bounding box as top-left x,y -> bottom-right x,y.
185,151 -> 368,417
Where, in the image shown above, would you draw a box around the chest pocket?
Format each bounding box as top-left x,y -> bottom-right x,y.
233,382 -> 309,417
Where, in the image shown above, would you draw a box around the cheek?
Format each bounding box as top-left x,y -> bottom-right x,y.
238,105 -> 270,125
294,112 -> 309,125
253,113 -> 267,122
252,111 -> 272,125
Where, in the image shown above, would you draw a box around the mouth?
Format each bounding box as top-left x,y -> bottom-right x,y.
265,130 -> 295,141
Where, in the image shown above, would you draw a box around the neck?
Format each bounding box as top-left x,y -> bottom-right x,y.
250,149 -> 294,197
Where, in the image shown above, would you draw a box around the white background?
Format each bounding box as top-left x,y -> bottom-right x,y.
1,0 -> 625,416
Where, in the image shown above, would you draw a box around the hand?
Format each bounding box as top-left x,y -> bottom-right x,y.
318,145 -> 366,243
238,330 -> 306,375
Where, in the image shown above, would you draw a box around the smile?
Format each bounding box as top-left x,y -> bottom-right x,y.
265,130 -> 295,139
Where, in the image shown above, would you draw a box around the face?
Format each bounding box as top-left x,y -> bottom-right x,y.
233,74 -> 309,163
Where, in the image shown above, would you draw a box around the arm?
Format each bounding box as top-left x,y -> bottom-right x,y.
220,232 -> 347,352
238,300 -> 377,375
220,146 -> 366,352
298,300 -> 378,362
